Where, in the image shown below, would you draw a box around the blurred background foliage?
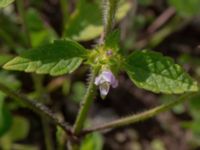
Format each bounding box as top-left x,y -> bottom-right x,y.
0,0 -> 200,149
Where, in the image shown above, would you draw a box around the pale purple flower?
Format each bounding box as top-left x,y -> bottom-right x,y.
95,70 -> 118,99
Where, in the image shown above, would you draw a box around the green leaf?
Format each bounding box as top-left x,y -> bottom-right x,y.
65,0 -> 130,41
182,121 -> 200,135
70,82 -> 86,103
188,94 -> 200,120
0,71 -> 21,90
115,0 -> 131,21
0,13 -> 24,49
0,99 -> 12,137
26,8 -> 57,47
8,116 -> 30,141
81,132 -> 103,150
150,139 -> 166,150
189,93 -> 200,110
3,40 -> 87,76
169,0 -> 200,17
0,0 -> 14,8
0,71 -> 21,137
65,0 -> 102,41
0,116 -> 31,150
0,54 -> 13,66
125,50 -> 198,94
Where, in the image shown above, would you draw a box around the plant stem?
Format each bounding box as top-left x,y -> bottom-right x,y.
82,93 -> 194,134
69,68 -> 99,149
16,0 -> 31,48
0,82 -> 72,135
103,0 -> 118,38
73,68 -> 99,134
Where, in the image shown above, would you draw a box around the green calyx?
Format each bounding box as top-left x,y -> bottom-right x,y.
87,45 -> 123,74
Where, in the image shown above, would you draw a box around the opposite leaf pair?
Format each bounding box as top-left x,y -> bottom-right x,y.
3,35 -> 198,98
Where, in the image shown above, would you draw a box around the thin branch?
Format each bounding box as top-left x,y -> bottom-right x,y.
0,82 -> 72,136
81,93 -> 195,134
147,7 -> 176,34
135,7 -> 177,49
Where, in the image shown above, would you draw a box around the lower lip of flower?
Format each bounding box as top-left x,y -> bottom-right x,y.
99,82 -> 110,99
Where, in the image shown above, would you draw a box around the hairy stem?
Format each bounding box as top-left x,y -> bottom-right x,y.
0,82 -> 72,135
73,68 -> 99,134
82,93 -> 194,134
103,0 -> 118,39
69,68 -> 99,149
